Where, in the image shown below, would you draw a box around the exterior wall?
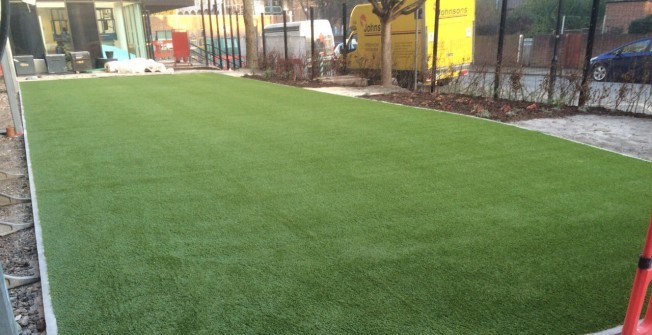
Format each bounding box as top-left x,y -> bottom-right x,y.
9,0 -> 154,68
175,0 -> 311,21
8,0 -> 191,68
10,3 -> 46,58
474,35 -> 519,67
604,0 -> 652,34
150,14 -> 251,40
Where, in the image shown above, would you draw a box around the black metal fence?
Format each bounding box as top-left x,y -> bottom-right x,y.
190,0 -> 245,70
258,9 -> 338,81
154,0 -> 652,113
455,0 -> 652,114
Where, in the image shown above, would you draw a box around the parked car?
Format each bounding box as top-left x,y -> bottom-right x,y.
590,37 -> 652,83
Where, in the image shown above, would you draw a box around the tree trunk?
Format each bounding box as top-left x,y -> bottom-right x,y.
242,0 -> 258,69
380,20 -> 392,86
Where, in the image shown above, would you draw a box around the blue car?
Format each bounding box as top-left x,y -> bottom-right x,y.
590,37 -> 652,83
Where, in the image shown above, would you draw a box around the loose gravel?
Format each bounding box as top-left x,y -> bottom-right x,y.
0,80 -> 45,335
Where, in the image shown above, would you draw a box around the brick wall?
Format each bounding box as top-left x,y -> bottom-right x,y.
604,0 -> 652,34
474,35 -> 555,68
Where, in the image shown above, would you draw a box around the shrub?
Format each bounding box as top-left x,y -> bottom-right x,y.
629,15 -> 652,34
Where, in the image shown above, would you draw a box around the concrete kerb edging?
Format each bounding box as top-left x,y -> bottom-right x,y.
20,92 -> 58,334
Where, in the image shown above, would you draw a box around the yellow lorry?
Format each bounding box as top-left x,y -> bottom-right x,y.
343,0 -> 475,87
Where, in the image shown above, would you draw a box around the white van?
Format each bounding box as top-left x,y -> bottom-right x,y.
263,20 -> 335,60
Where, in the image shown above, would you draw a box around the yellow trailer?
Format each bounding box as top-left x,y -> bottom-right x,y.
344,0 -> 475,87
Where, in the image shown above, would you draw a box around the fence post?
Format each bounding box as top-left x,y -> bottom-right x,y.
578,0 -> 600,107
261,13 -> 266,69
310,7 -> 315,80
342,3 -> 347,74
413,7 -> 419,90
207,0 -> 216,67
547,0 -> 563,104
214,0 -> 223,68
622,217 -> 652,335
200,0 -> 209,66
493,0 -> 509,100
1,42 -> 23,134
229,8 -> 237,69
430,0 -> 440,93
221,3 -> 230,70
1,264 -> 19,335
236,10 -> 242,68
283,10 -> 288,65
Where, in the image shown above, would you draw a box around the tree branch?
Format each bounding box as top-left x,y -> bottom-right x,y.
368,0 -> 385,18
390,0 -> 425,21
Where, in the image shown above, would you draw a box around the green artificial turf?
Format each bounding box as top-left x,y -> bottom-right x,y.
21,74 -> 652,334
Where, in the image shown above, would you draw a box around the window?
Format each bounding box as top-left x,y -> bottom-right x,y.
122,2 -> 146,58
50,8 -> 69,42
96,8 -> 117,44
40,5 -> 72,55
264,0 -> 282,14
621,40 -> 650,54
155,30 -> 172,41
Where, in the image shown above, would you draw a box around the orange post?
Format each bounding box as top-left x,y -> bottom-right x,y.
622,217 -> 652,335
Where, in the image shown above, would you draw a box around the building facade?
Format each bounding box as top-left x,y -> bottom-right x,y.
175,0 -> 309,21
9,0 -> 192,66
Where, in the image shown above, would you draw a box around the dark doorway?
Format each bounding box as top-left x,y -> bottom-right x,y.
10,3 -> 46,58
67,3 -> 102,64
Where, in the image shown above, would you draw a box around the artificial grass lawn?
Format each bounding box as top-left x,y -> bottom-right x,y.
22,74 -> 651,334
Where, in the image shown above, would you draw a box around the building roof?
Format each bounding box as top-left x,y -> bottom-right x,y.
142,0 -> 194,13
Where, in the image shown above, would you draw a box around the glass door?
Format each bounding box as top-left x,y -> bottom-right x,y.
121,1 -> 146,59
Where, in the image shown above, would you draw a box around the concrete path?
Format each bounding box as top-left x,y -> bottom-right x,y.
513,115 -> 652,162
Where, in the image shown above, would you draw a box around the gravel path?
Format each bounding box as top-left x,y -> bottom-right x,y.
0,80 -> 45,335
512,115 -> 652,162
306,85 -> 410,97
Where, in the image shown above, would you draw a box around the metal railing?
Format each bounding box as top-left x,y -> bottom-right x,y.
189,41 -> 243,69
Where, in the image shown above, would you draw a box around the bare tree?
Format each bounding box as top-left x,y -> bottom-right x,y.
368,0 -> 424,86
292,0 -> 311,20
243,0 -> 258,69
